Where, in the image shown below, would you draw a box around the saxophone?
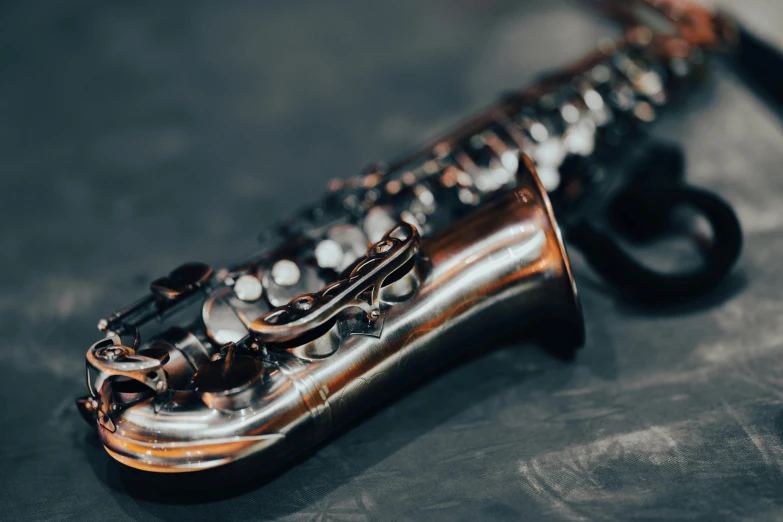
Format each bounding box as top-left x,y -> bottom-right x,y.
78,0 -> 742,473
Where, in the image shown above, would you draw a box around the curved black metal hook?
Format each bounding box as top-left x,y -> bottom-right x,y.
567,182 -> 742,305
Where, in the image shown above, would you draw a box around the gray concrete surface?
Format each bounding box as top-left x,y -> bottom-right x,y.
1,1 -> 783,520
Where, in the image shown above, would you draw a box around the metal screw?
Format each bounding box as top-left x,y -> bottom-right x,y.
374,240 -> 394,254
293,296 -> 315,311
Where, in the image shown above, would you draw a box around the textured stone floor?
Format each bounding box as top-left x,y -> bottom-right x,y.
1,1 -> 782,520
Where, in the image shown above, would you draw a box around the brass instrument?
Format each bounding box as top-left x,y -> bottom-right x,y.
78,0 -> 744,473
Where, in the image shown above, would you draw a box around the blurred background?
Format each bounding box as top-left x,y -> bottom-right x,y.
1,0 -> 783,520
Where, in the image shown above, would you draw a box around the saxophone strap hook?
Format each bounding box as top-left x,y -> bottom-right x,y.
568,180 -> 742,305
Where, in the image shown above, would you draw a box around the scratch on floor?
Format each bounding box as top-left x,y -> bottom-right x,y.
519,460 -> 588,522
723,401 -> 775,468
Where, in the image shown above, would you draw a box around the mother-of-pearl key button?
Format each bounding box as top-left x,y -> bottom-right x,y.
314,239 -> 344,270
234,274 -> 263,302
271,259 -> 301,287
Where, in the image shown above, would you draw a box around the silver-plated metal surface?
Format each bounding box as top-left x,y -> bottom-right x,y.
86,335 -> 168,397
202,288 -> 269,345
